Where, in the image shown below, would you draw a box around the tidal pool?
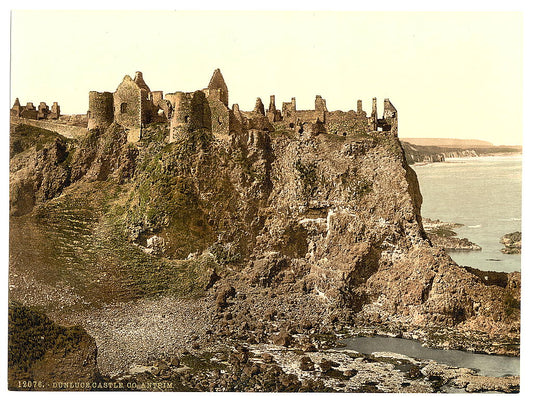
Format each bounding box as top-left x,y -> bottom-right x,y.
338,336 -> 519,377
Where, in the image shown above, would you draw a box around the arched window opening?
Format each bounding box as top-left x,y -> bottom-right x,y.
120,103 -> 128,113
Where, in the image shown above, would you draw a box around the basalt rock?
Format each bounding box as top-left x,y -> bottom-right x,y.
9,118 -> 520,377
10,126 -> 72,216
500,231 -> 521,254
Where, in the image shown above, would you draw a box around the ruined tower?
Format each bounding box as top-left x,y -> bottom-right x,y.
267,95 -> 282,122
206,68 -> 229,107
112,73 -> 154,141
370,97 -> 378,130
315,95 -> 327,112
10,98 -> 21,117
371,98 -> 378,120
88,91 -> 114,131
282,97 -> 297,124
167,91 -> 211,142
383,98 -> 398,134
375,98 -> 398,134
356,100 -> 365,115
49,102 -> 61,120
314,95 -> 327,123
37,102 -> 50,120
20,102 -> 37,119
253,98 -> 265,116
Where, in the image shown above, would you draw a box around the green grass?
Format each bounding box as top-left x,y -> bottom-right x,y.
8,303 -> 87,373
25,180 -> 219,306
10,124 -> 73,158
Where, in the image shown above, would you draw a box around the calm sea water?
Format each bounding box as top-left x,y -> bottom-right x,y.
413,155 -> 522,273
338,336 -> 519,377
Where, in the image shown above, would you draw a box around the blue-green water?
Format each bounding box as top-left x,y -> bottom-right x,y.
413,155 -> 522,273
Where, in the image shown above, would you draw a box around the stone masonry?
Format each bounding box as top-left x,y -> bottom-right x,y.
12,69 -> 398,142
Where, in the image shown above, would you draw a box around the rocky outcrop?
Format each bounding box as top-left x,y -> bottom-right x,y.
423,218 -> 481,251
9,120 -> 521,389
9,123 -> 137,216
363,247 -> 520,347
9,125 -> 72,216
500,231 -> 521,254
69,122 -> 138,183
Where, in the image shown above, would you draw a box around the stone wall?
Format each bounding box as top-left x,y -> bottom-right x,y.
11,116 -> 88,139
207,98 -> 231,138
88,91 -> 114,130
114,75 -> 143,129
167,91 -> 211,142
293,110 -> 324,124
325,110 -> 369,136
58,114 -> 88,127
206,68 -> 229,107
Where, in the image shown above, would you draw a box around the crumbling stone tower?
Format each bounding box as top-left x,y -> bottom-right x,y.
10,98 -> 22,117
205,68 -> 229,107
87,71 -> 167,141
167,91 -> 211,142
37,102 -> 50,119
88,91 -> 114,131
49,102 -> 61,120
377,98 -> 398,133
267,96 -> 282,122
113,73 -> 152,141
21,102 -> 37,119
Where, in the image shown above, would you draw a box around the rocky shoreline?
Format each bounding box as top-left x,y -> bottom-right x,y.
10,272 -> 520,392
423,218 -> 482,251
105,341 -> 519,393
13,291 -> 518,393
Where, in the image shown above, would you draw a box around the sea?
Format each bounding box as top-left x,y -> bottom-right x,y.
413,155 -> 522,273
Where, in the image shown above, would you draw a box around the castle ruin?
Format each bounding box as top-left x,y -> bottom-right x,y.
11,69 -> 398,141
11,98 -> 61,121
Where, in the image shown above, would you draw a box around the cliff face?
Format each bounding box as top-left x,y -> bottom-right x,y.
253,133 -> 427,308
401,141 -> 522,165
9,122 -> 520,356
401,141 -> 479,164
10,125 -> 72,216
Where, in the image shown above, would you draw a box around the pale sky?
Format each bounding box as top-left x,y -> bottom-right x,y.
10,10 -> 523,145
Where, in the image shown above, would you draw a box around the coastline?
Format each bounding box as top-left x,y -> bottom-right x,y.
414,155 -> 522,274
413,152 -> 522,166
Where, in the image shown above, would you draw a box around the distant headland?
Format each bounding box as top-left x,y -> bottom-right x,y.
400,137 -> 521,165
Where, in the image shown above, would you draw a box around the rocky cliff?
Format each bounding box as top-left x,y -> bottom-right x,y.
9,121 -> 520,386
401,141 -> 521,165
